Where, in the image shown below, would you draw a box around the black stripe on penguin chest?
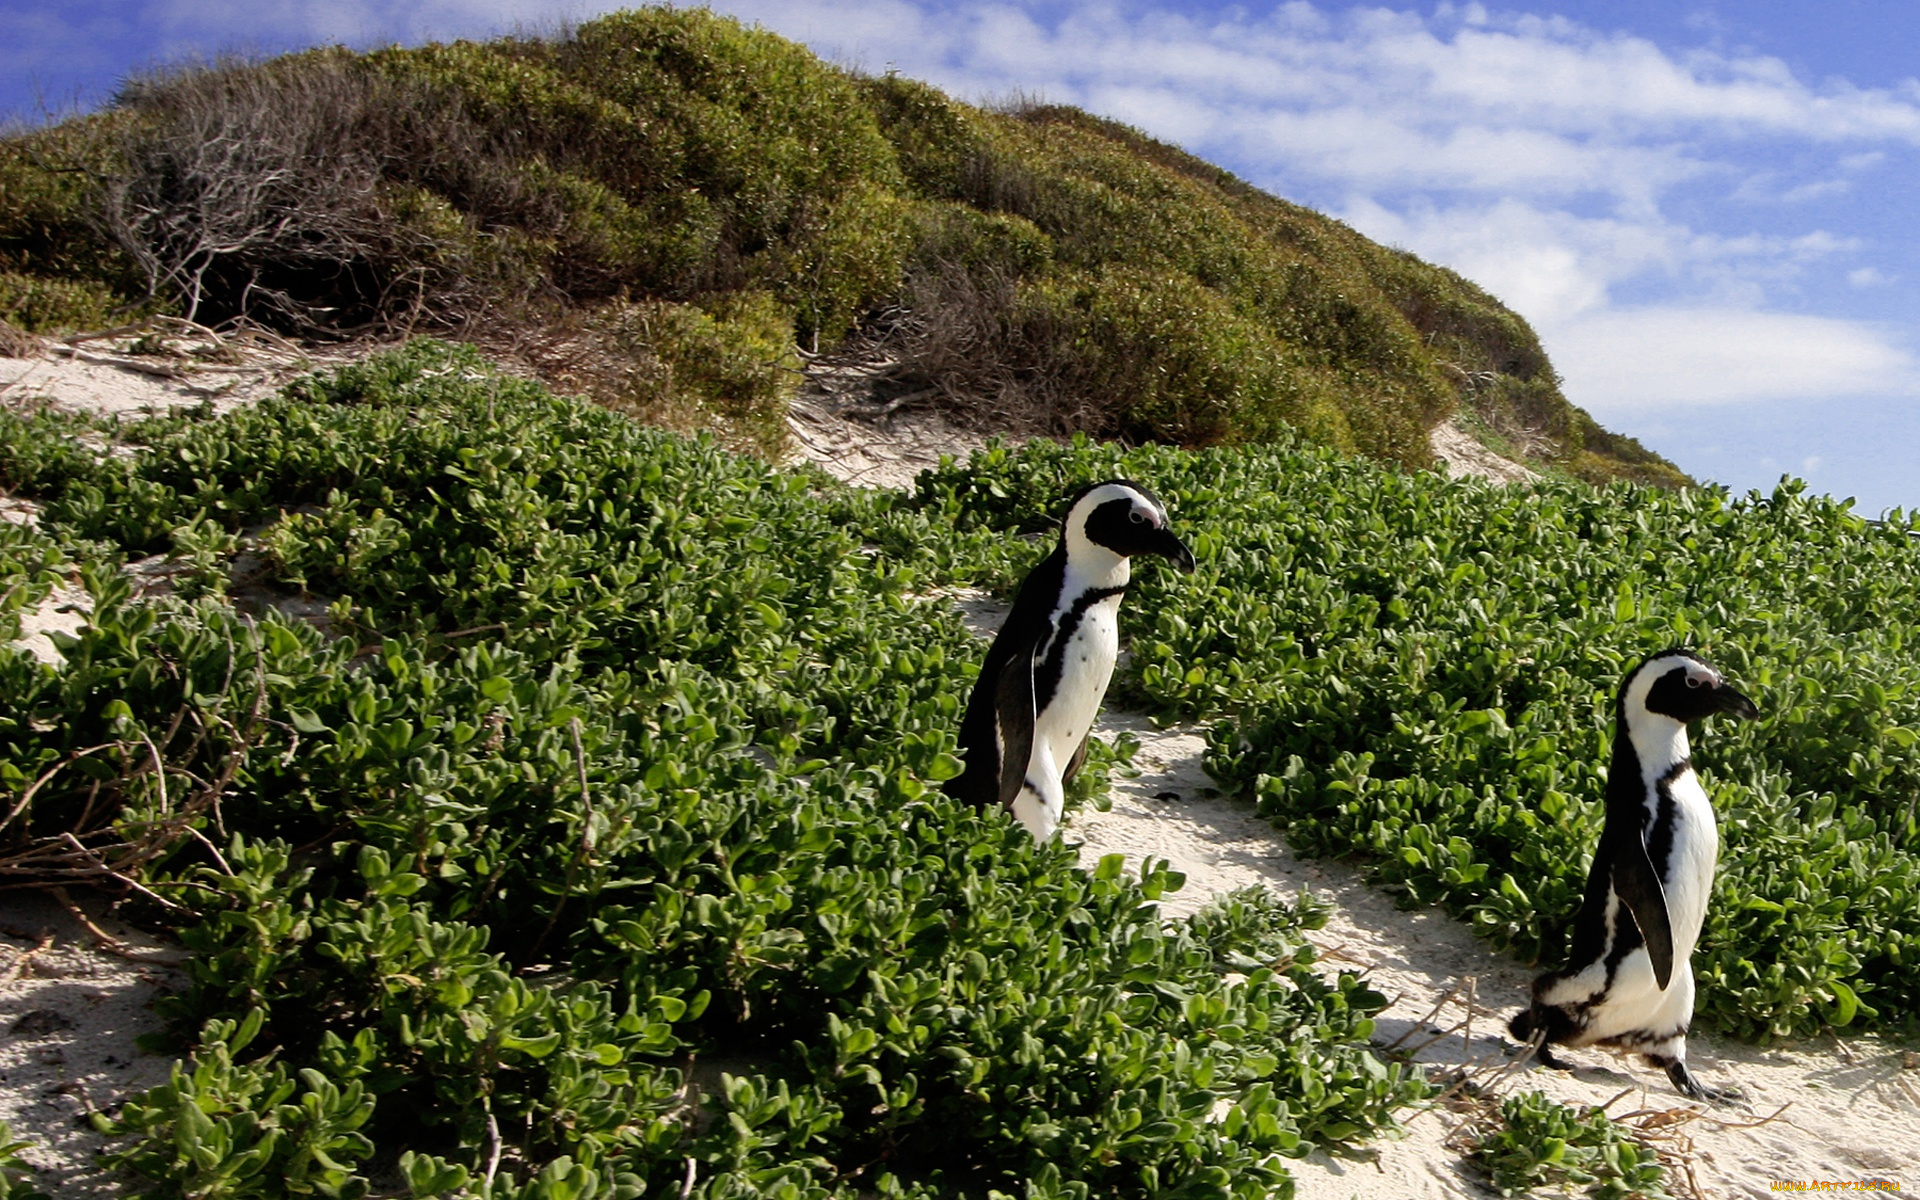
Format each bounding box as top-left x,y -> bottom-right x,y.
1640,759 -> 1695,888
1035,585 -> 1127,712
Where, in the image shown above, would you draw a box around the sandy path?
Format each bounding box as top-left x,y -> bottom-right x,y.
0,895 -> 187,1198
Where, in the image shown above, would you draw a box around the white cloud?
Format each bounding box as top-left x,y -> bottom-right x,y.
1364,21 -> 1920,140
1545,309 -> 1919,411
709,1 -> 1920,153
1082,84 -> 1224,147
1229,109 -> 1701,202
1778,178 -> 1852,203
1342,197 -> 1645,323
1341,198 -> 1856,326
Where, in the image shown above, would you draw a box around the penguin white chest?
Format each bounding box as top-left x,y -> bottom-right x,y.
1655,767 -> 1719,960
1035,596 -> 1120,761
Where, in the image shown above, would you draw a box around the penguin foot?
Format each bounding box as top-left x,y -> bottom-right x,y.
1664,1059 -> 1741,1104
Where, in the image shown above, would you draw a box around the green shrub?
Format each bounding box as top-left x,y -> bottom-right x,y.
903,203 -> 1054,280
0,521 -> 65,644
1565,412 -> 1693,488
97,1010 -> 378,1200
552,8 -> 911,342
2,342 -> 1419,1196
1070,265 -> 1356,451
0,112 -> 147,329
0,271 -> 130,333
861,75 -> 987,200
1468,1092 -> 1667,1199
0,115 -> 144,304
587,291 -> 802,457
872,106 -> 1456,466
0,6 -> 1678,481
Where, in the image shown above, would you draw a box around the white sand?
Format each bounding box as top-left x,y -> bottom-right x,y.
0,893 -> 187,1198
785,387 -> 990,491
1428,417 -> 1540,485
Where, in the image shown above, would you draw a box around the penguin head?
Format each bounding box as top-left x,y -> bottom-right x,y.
1062,479 -> 1196,572
1620,648 -> 1760,728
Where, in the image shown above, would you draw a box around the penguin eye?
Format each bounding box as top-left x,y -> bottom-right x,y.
1128,510 -> 1147,525
1685,675 -> 1703,689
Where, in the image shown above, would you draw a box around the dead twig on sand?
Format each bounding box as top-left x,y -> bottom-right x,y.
1384,982 -> 1461,1052
48,887 -> 184,965
0,931 -> 56,985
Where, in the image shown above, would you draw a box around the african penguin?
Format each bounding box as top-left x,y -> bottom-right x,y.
1509,648 -> 1759,1102
948,480 -> 1196,841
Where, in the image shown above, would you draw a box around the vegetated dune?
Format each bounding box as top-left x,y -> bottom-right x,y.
3,8 -> 1909,1197
0,341 -> 1421,1196
3,336 -> 1915,1199
2,6 -> 1680,486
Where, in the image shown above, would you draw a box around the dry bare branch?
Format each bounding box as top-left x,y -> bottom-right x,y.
811,262 -> 1113,439
1,626 -> 275,903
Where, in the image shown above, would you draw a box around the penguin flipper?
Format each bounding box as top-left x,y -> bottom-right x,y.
1613,838 -> 1677,990
993,637 -> 1039,812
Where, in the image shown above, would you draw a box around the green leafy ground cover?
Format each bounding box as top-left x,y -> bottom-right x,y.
0,6 -> 1680,484
0,520 -> 65,645
1467,1092 -> 1667,1199
0,1119 -> 51,1200
0,343 -> 1417,1198
908,439 -> 1920,1042
6,340 -> 1914,1193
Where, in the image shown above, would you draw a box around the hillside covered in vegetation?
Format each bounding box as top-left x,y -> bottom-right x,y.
0,6 -> 1681,484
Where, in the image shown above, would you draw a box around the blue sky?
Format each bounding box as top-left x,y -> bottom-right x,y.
5,2 -> 1918,514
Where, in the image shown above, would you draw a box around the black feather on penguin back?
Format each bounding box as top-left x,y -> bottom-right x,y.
947,544 -> 1065,812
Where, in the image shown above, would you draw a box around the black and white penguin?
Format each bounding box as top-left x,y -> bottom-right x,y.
1509,648 -> 1759,1101
948,480 -> 1195,840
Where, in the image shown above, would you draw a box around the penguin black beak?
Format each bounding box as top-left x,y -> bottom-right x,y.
1713,685 -> 1759,720
1154,529 -> 1196,573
